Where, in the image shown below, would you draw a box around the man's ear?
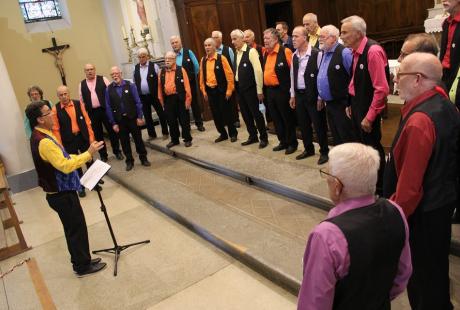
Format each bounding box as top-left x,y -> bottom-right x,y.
334,178 -> 343,196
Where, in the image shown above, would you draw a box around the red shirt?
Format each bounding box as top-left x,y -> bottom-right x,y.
442,11 -> 460,69
390,87 -> 448,217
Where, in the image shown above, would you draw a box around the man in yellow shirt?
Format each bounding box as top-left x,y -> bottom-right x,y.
200,38 -> 237,143
25,101 -> 106,277
303,13 -> 321,49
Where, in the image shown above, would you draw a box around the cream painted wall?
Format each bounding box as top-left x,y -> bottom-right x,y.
0,0 -> 116,111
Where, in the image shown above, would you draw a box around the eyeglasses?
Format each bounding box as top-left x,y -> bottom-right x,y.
41,111 -> 52,117
319,168 -> 344,188
395,71 -> 428,80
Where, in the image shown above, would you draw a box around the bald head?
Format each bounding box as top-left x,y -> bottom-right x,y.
398,33 -> 439,62
396,52 -> 442,101
243,29 -> 255,45
204,38 -> 216,56
57,85 -> 71,105
303,13 -> 319,35
170,35 -> 182,53
84,63 -> 96,80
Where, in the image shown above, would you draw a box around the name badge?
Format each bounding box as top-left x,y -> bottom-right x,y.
278,62 -> 284,67
187,58 -> 191,62
216,65 -> 220,69
359,64 -> 364,70
80,116 -> 83,120
335,65 -> 341,70
310,73 -> 315,77
243,63 -> 247,67
125,90 -> 129,93
150,74 -> 154,77
181,79 -> 184,83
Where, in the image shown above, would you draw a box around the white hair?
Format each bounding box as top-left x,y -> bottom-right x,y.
212,31 -> 222,38
137,47 -> 149,56
164,51 -> 176,58
341,15 -> 367,35
321,24 -> 340,39
303,13 -> 318,23
230,29 -> 244,39
328,143 -> 380,199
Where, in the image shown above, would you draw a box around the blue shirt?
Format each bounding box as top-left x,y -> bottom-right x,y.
137,62 -> 160,95
317,43 -> 353,101
175,48 -> 199,75
105,80 -> 144,125
216,44 -> 235,67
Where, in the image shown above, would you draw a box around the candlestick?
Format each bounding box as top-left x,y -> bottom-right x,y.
121,26 -> 127,39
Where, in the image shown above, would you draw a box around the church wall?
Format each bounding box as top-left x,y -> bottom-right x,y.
0,0 -> 116,110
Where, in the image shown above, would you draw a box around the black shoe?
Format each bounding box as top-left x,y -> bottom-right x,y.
241,138 -> 258,146
78,189 -> 86,198
285,146 -> 297,155
184,141 -> 192,147
126,162 -> 134,171
197,125 -> 205,132
141,159 -> 151,167
259,140 -> 268,149
234,121 -> 241,128
167,141 -> 179,148
115,153 -> 124,160
98,179 -> 105,185
317,154 -> 329,165
94,185 -> 103,192
230,136 -> 237,143
100,156 -> 108,162
215,136 -> 228,143
91,257 -> 101,265
296,150 -> 315,160
76,262 -> 107,277
273,144 -> 287,152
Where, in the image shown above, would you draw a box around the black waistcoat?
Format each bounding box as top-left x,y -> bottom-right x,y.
235,47 -> 257,91
326,198 -> 405,310
440,19 -> 460,88
80,75 -> 107,112
202,54 -> 228,94
55,100 -> 89,144
264,45 -> 290,92
134,61 -> 158,96
293,47 -> 320,104
30,130 -> 59,192
383,93 -> 460,212
181,48 -> 196,82
106,81 -> 138,122
326,44 -> 351,100
221,45 -> 233,71
160,66 -> 186,102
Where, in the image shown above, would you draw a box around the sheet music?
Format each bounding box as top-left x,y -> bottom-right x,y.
80,159 -> 111,190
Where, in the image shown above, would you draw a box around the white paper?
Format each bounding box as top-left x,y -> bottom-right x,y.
80,159 -> 111,190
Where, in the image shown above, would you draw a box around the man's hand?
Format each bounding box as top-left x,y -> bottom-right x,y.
225,93 -> 231,100
345,106 -> 352,119
113,124 -> 119,133
289,97 -> 296,109
317,99 -> 325,111
88,141 -> 104,155
361,117 -> 372,133
257,93 -> 264,102
185,102 -> 191,110
137,118 -> 145,126
203,93 -> 208,102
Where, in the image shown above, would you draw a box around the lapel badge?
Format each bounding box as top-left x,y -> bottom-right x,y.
187,58 -> 191,62
279,62 -> 284,67
216,65 -> 220,69
335,65 -> 340,70
150,74 -> 154,77
310,73 -> 315,77
181,79 -> 184,83
243,63 -> 247,67
453,43 -> 456,48
359,64 -> 364,70
125,90 -> 129,93
80,116 -> 83,120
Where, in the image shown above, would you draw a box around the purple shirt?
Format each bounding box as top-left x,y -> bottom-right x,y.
297,195 -> 412,310
105,80 -> 144,125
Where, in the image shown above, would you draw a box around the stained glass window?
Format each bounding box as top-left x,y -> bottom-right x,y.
19,0 -> 62,24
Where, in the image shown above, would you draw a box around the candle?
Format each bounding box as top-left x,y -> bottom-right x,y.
121,26 -> 127,39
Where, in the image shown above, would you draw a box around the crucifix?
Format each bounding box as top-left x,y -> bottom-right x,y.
42,37 -> 70,85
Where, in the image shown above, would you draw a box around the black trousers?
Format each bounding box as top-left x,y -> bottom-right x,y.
88,107 -> 121,158
325,98 -> 355,145
118,116 -> 147,163
207,87 -> 237,138
139,94 -> 169,137
236,83 -> 267,141
350,99 -> 385,194
46,191 -> 91,272
63,133 -> 91,179
407,205 -> 455,310
189,78 -> 203,126
295,92 -> 329,155
164,94 -> 192,143
266,87 -> 297,147
229,94 -> 240,124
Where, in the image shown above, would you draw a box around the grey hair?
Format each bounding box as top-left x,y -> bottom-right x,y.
204,37 -> 216,47
164,51 -> 176,58
303,13 -> 318,23
230,29 -> 244,39
341,15 -> 367,35
211,31 -> 222,38
329,143 -> 380,199
321,24 -> 340,39
137,47 -> 149,56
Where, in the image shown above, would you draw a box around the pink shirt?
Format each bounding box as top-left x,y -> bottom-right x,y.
78,76 -> 110,108
348,37 -> 390,123
297,195 -> 412,310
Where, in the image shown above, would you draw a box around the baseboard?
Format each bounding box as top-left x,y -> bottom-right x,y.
7,169 -> 37,193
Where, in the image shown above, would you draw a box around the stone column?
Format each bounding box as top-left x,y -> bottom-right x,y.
0,52 -> 36,193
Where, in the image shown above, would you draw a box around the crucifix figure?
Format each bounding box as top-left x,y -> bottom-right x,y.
42,37 -> 70,85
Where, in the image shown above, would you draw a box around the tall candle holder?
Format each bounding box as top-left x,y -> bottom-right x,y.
140,28 -> 151,56
123,37 -> 133,63
130,26 -> 138,48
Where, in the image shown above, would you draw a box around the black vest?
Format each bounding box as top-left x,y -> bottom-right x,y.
160,66 -> 186,102
440,19 -> 460,88
55,100 -> 90,145
202,54 -> 228,94
263,45 -> 290,92
30,130 -> 59,192
134,61 -> 158,96
383,93 -> 460,212
326,199 -> 405,310
221,45 -> 233,71
293,48 -> 320,103
181,48 -> 196,82
80,75 -> 107,112
235,47 -> 257,91
351,39 -> 390,118
106,81 -> 138,122
326,44 -> 351,100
